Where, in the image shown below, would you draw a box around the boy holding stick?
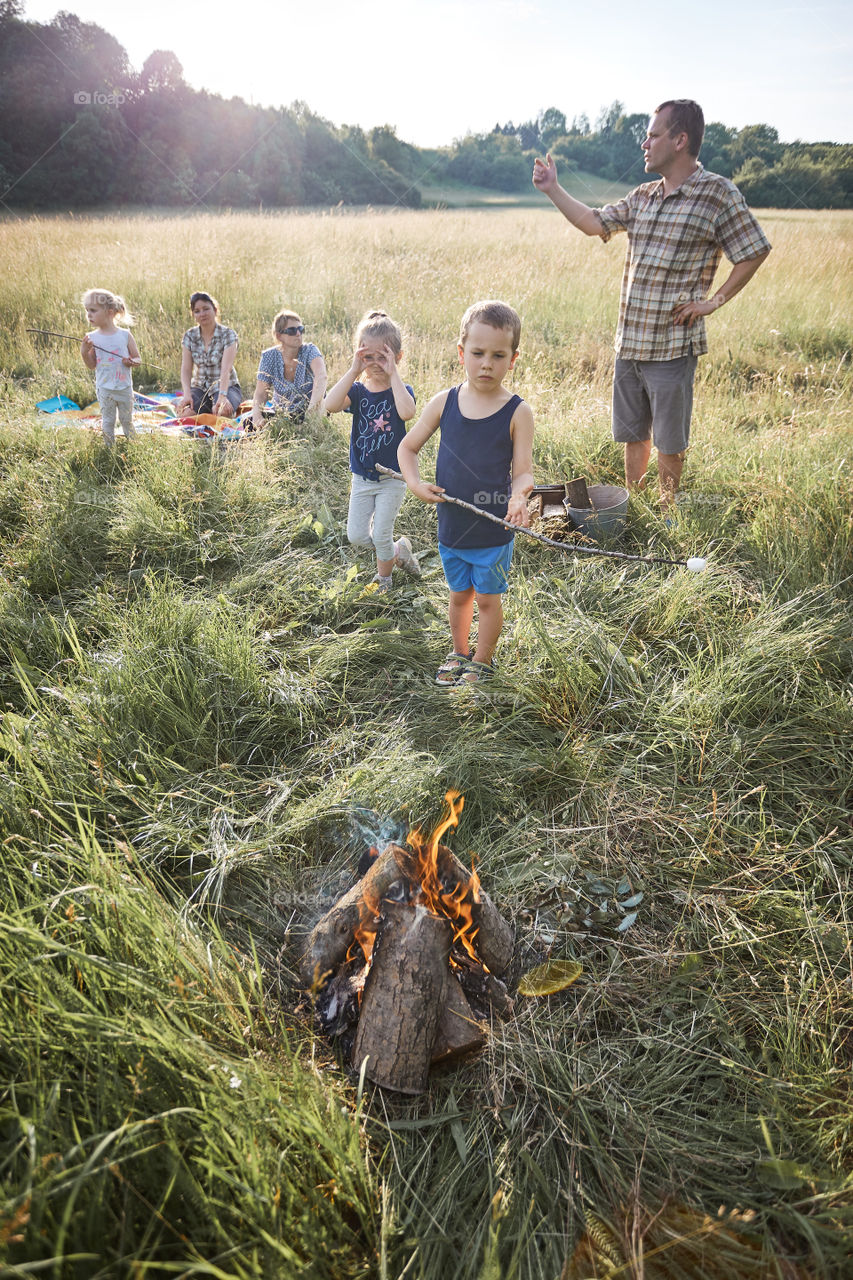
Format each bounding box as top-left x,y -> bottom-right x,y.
397,300 -> 534,686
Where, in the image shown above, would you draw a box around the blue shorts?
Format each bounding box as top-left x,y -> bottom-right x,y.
438,541 -> 514,595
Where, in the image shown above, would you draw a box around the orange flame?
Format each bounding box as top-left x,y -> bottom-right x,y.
348,848 -> 381,968
347,794 -> 485,985
405,790 -> 482,963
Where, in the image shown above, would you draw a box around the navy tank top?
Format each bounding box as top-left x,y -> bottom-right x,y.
435,386 -> 522,549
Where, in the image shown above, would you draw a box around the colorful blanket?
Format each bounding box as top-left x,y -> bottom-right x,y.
36,392 -> 261,440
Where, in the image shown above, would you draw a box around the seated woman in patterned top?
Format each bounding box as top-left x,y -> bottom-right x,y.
251,309 -> 327,427
175,291 -> 242,418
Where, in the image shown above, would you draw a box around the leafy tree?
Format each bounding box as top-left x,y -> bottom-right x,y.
538,107 -> 567,149
514,118 -> 541,150
619,113 -> 648,147
369,125 -> 412,176
0,0 -> 23,25
251,114 -> 304,206
734,155 -> 844,208
0,12 -> 850,212
139,51 -> 185,95
729,123 -> 783,169
595,100 -> 624,135
446,133 -> 528,191
53,108 -> 126,204
703,120 -> 736,159
123,139 -> 198,206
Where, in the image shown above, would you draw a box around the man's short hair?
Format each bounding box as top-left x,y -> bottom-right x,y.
656,100 -> 705,157
459,300 -> 522,351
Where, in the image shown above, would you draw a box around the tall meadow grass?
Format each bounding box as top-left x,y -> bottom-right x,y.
0,208 -> 851,1278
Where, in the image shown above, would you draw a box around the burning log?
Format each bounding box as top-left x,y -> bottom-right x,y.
352,901 -> 452,1093
393,841 -> 515,974
435,844 -> 514,976
299,845 -> 407,990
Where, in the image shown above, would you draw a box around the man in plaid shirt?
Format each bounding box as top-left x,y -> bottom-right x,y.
533,99 -> 770,505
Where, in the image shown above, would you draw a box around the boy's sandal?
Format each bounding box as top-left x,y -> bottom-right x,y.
459,659 -> 496,684
435,652 -> 472,686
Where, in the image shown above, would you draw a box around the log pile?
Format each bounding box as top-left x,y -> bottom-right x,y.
300,810 -> 514,1094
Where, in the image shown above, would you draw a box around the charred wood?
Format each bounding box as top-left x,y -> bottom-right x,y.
454,951 -> 515,1021
299,845 -> 408,990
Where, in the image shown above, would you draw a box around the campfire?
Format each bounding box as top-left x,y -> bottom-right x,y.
300,792 -> 514,1094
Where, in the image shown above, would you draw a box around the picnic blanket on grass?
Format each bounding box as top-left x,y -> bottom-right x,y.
35,393 -> 261,441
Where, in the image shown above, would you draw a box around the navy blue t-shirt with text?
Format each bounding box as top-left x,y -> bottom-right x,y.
347,381 -> 415,481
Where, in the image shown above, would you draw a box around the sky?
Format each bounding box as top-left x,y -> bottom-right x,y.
21,0 -> 853,147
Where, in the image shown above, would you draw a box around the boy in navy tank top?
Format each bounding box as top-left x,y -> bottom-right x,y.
398,301 -> 534,685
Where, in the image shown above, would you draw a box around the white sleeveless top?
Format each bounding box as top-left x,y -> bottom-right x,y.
89,329 -> 132,392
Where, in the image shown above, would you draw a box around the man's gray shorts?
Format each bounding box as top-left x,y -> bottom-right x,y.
612,355 -> 697,454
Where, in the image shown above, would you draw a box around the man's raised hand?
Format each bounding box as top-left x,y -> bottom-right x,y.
532,153 -> 558,193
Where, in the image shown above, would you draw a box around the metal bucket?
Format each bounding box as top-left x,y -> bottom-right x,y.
565,484 -> 629,542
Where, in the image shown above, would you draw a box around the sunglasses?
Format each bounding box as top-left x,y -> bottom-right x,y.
278,324 -> 305,336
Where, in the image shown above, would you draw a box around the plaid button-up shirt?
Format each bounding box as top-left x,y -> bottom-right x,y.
595,166 -> 771,360
181,323 -> 240,390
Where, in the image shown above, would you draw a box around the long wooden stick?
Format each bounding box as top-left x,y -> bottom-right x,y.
376,464 -> 695,568
27,328 -> 167,372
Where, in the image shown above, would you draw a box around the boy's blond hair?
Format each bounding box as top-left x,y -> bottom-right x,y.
459,300 -> 521,351
355,309 -> 403,356
81,287 -> 134,325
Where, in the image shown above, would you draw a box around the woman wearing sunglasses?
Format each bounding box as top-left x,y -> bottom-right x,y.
252,309 -> 327,427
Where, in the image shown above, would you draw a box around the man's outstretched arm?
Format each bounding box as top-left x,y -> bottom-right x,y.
532,153 -> 606,237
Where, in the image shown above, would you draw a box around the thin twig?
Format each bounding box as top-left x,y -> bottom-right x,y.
27,327 -> 168,372
376,465 -> 696,568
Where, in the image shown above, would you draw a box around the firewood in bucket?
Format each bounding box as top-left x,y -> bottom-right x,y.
352,900 -> 452,1094
564,476 -> 592,509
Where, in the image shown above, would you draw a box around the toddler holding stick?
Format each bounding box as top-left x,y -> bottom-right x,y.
79,287 -> 140,445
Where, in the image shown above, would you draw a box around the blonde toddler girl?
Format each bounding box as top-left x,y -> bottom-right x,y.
79,287 -> 140,445
324,310 -> 421,590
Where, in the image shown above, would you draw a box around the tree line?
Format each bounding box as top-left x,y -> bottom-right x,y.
1,3 -> 850,211
480,105 -> 853,209
0,4 -> 425,209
